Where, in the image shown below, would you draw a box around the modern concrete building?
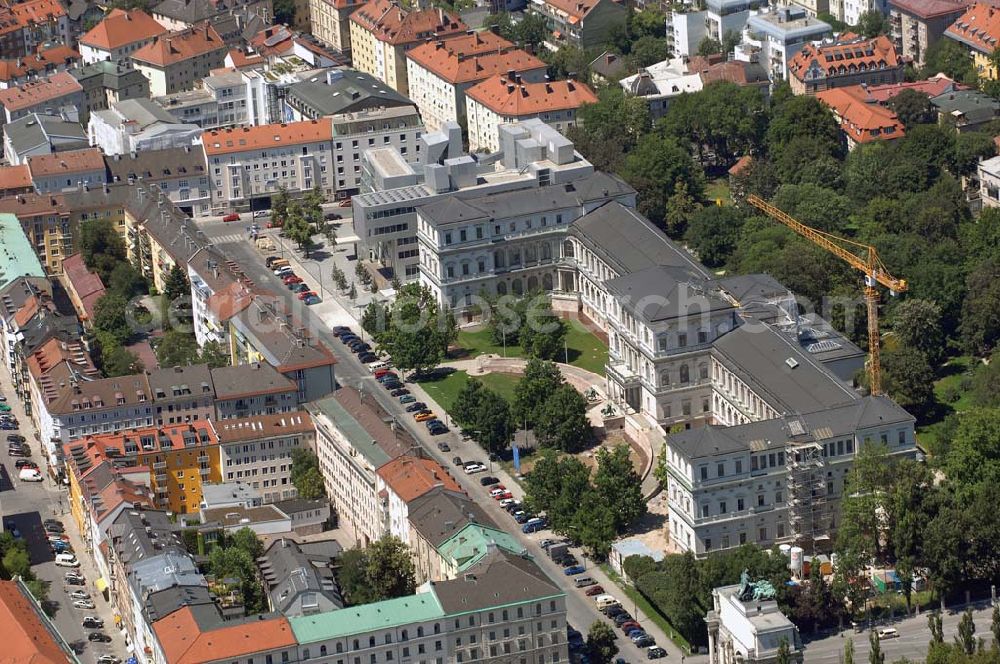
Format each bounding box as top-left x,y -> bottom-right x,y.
736,6 -> 832,82
889,0 -> 966,68
3,112 -> 88,165
153,69 -> 248,129
529,0 -> 627,50
668,0 -> 768,58
979,154 -> 1000,208
88,98 -> 202,156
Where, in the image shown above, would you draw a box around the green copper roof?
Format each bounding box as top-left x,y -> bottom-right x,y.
309,396 -> 390,467
437,523 -> 526,573
290,592 -> 445,643
0,213 -> 45,291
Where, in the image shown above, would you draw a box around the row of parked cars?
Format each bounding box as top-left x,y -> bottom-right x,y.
264,256 -> 320,305
593,594 -> 664,657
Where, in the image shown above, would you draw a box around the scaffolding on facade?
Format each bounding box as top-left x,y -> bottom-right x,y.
785,431 -> 830,553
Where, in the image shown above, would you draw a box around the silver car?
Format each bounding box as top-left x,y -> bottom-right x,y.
72,599 -> 95,610
68,590 -> 90,600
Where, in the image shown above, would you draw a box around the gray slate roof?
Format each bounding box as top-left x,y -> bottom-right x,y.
286,69 -> 414,117
711,322 -> 859,415
669,395 -> 914,460
407,487 -> 495,548
570,201 -> 708,277
105,146 -> 207,184
430,549 -> 561,614
604,265 -> 735,323
258,538 -> 343,616
4,113 -> 87,157
210,363 -> 297,399
147,364 -> 215,400
144,584 -> 215,623
930,89 -> 1000,125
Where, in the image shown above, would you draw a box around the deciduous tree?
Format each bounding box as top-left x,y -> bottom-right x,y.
586,621 -> 618,664
533,384 -> 591,452
593,445 -> 645,531
377,283 -> 454,376
620,133 -> 704,229
81,219 -> 127,282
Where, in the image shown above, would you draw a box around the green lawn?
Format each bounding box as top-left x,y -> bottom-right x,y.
454,319 -> 608,375
418,370 -> 521,414
704,177 -> 732,206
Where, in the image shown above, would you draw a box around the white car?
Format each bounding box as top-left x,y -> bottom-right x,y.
73,599 -> 96,610
18,468 -> 43,482
877,628 -> 899,640
499,498 -> 516,507
490,488 -> 507,498
274,267 -> 293,276
464,463 -> 486,474
68,590 -> 90,600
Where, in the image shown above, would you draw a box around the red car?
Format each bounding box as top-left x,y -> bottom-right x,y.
585,586 -> 605,596
338,198 -> 352,207
267,219 -> 284,229
222,213 -> 240,222
493,491 -> 512,501
283,275 -> 302,285
297,291 -> 317,300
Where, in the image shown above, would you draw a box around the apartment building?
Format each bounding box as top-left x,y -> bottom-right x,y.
945,3 -> 1000,80
529,0 -> 626,50
103,146 -> 211,216
70,61 -> 151,124
215,411 -> 316,502
0,70 -> 84,124
979,154 -> 1000,208
289,549 -> 568,664
9,0 -> 71,56
0,44 -> 80,90
668,0 -> 768,57
736,6 -> 832,83
187,245 -> 264,347
202,119 -> 334,214
0,163 -> 33,196
353,120 -> 601,283
0,192 -> 70,272
150,0 -> 274,32
27,147 -> 107,193
88,98 -> 202,156
17,317 -> 93,419
130,25 -> 228,96
405,32 -> 546,132
349,0 -> 467,96
375,454 -> 463,542
309,0 -> 364,53
60,252 -> 105,325
153,68 -> 248,129
787,34 -> 904,94
665,396 -> 915,555
889,0 -> 966,68
308,388 -> 412,546
331,105 -> 424,198
816,86 -> 906,149
210,363 -> 301,419
78,8 -> 169,64
4,112 -> 88,165
466,75 -> 598,152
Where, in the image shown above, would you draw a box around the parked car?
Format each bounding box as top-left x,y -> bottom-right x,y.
405,403 -> 426,412
428,424 -> 448,435
283,275 -> 302,285
96,656 -> 121,664
613,614 -> 635,627
81,617 -> 103,629
480,476 -> 500,487
66,576 -> 85,586
68,590 -> 90,600
222,213 -> 240,222
15,459 -> 37,470
382,381 -> 403,391
399,395 -> 416,404
88,632 -> 112,643
332,326 -> 352,336
437,441 -> 451,452
19,468 -> 42,481
585,586 -> 606,597
390,388 -> 409,397
452,456 -> 463,466
73,600 -> 96,610
514,512 -> 531,524
877,628 -> 899,640
563,566 -> 586,576
559,556 -> 579,568
464,463 -> 486,474
633,636 -> 655,648
6,434 -> 24,443
647,647 -> 667,659
415,412 -> 436,423
44,519 -> 63,530
297,290 -> 317,301
359,353 -> 378,363
292,283 -> 311,293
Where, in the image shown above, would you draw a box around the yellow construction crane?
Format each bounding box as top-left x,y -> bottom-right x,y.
746,194 -> 907,396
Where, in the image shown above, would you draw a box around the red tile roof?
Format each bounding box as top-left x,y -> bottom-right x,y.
203,119 -> 333,155
889,0 -> 967,19
466,75 -> 598,116
863,74 -> 968,102
406,33 -> 545,84
377,455 -> 464,503
817,86 -> 906,144
0,70 -> 82,112
0,163 -> 32,191
154,606 -> 296,664
79,8 -> 167,50
0,580 -> 73,664
946,3 -> 1000,53
214,411 -> 314,443
11,0 -> 66,28
131,24 -> 225,67
28,148 -> 105,178
350,0 -> 467,46
226,47 -> 266,69
541,0 -> 603,20
61,253 -> 106,322
0,46 -> 80,82
728,155 -> 753,176
788,35 -> 901,83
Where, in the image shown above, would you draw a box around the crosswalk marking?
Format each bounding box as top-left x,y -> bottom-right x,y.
213,233 -> 246,244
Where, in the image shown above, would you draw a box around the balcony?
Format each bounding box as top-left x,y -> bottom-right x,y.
155,473 -> 167,483
199,467 -> 211,476
197,455 -> 209,463
606,362 -> 641,387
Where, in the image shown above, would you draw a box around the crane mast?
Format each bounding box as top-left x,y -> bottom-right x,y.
745,195 -> 907,396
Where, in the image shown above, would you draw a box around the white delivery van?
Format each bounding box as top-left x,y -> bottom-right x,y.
55,553 -> 80,567
18,468 -> 43,482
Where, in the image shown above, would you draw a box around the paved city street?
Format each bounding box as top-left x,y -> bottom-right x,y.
0,369 -> 124,662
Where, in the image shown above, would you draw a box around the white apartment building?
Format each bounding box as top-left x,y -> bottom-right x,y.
405,32 -> 546,132
465,76 -> 598,153
736,6 -> 832,81
202,119 -> 334,214
88,98 -> 202,156
153,70 -> 249,129
331,104 -> 423,197
78,8 -> 169,64
214,412 -> 316,503
668,0 -> 769,57
979,155 -> 1000,208
307,389 -> 410,547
